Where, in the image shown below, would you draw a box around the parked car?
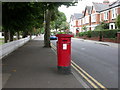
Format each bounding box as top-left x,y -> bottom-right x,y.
50,35 -> 57,40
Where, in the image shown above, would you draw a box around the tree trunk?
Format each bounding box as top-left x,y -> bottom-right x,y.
99,31 -> 103,41
22,31 -> 28,38
4,30 -> 8,43
44,9 -> 51,48
9,30 -> 14,42
16,31 -> 20,40
30,33 -> 32,40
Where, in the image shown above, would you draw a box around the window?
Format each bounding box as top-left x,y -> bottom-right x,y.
82,18 -> 84,24
112,8 -> 116,19
73,20 -> 76,26
85,16 -> 89,24
100,13 -> 103,21
100,14 -> 101,21
78,19 -> 81,25
91,14 -> 96,22
83,18 -> 85,24
104,11 -> 108,20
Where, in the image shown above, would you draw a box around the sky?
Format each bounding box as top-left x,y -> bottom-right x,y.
58,0 -> 117,22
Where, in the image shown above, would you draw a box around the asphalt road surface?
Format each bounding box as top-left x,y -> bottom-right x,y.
51,38 -> 119,88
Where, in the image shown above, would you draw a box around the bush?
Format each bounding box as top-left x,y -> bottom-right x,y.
79,32 -> 84,36
86,31 -> 92,38
79,32 -> 87,37
92,29 -> 120,38
57,32 -> 67,34
91,31 -> 100,37
95,22 -> 109,30
102,29 -> 120,38
79,29 -> 120,38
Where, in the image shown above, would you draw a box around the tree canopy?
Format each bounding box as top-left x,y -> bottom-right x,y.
2,2 -> 44,32
50,11 -> 67,32
2,1 -> 78,45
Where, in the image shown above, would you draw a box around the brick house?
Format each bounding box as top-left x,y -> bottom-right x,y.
69,0 -> 120,34
69,13 -> 83,35
91,1 -> 110,30
82,6 -> 92,31
99,0 -> 120,29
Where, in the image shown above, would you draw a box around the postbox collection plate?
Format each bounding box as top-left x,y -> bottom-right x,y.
63,44 -> 67,50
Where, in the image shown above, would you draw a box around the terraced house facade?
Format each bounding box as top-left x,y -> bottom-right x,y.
70,0 -> 120,35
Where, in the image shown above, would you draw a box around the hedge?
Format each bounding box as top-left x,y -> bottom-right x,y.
102,29 -> 120,38
79,29 -> 120,38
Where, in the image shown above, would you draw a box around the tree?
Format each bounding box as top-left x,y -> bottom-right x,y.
50,11 -> 67,32
95,21 -> 109,31
82,26 -> 87,31
116,14 -> 120,29
2,2 -> 44,42
42,2 -> 77,48
101,22 -> 109,29
2,2 -> 77,47
60,21 -> 69,32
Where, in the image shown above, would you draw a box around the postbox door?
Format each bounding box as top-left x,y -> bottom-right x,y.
57,38 -> 71,66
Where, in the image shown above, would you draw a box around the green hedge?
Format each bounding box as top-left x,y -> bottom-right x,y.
57,32 -> 67,34
79,32 -> 87,36
102,29 -> 120,38
79,29 -> 120,38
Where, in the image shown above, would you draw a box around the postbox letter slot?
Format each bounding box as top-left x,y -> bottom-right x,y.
62,40 -> 67,41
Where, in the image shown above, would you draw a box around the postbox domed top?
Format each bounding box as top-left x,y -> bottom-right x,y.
56,34 -> 73,38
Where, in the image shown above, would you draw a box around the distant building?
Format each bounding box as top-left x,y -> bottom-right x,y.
70,0 -> 120,34
100,0 -> 120,29
69,13 -> 83,35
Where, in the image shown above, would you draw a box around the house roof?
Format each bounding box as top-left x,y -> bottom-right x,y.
82,6 -> 92,17
69,13 -> 83,22
86,6 -> 92,14
92,2 -> 109,12
92,0 -> 120,12
109,0 -> 120,8
73,13 -> 83,19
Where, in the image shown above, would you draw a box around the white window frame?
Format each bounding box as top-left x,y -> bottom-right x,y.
73,20 -> 76,26
78,19 -> 81,25
91,14 -> 96,22
84,17 -> 86,24
100,13 -> 101,22
104,11 -> 108,20
82,18 -> 85,24
85,16 -> 89,24
112,8 -> 116,19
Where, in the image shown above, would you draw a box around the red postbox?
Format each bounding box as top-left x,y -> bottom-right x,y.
56,34 -> 73,74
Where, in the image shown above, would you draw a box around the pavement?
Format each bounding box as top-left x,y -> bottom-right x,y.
72,38 -> 119,48
2,36 -> 83,88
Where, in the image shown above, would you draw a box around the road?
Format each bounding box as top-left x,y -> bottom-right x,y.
51,38 -> 119,88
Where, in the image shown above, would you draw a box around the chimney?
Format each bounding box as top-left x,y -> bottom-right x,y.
103,0 -> 109,4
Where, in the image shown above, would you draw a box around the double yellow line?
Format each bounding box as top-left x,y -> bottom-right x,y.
51,43 -> 107,89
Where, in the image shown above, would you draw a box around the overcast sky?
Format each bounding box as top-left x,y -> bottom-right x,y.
58,0 -> 117,22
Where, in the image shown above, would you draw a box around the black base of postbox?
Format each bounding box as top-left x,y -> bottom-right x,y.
57,66 -> 71,74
